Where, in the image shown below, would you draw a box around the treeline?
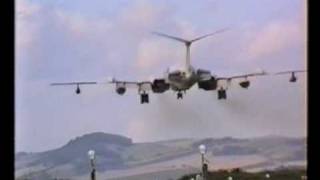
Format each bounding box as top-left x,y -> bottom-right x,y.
179,168 -> 306,180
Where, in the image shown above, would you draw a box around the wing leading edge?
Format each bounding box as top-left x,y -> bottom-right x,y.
50,81 -> 97,94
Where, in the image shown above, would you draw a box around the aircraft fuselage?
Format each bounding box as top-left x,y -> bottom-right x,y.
166,66 -> 199,91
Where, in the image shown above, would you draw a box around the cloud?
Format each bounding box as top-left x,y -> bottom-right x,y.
118,0 -> 161,30
126,118 -> 151,142
16,0 -> 193,77
135,38 -> 183,70
55,10 -> 113,40
247,19 -> 304,59
16,0 -> 41,50
16,0 -> 40,17
15,0 -> 306,152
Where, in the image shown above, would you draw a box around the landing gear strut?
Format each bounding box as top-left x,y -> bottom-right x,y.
140,92 -> 149,104
75,84 -> 81,94
218,88 -> 227,100
177,91 -> 183,99
177,90 -> 186,99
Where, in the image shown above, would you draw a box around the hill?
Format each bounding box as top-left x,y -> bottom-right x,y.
15,132 -> 306,180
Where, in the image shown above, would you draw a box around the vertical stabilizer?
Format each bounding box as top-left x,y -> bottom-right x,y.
152,28 -> 228,72
186,43 -> 191,71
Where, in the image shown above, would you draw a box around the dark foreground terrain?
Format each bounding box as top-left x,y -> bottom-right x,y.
179,168 -> 307,180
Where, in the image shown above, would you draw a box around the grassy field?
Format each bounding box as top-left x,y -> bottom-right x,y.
178,168 -> 307,180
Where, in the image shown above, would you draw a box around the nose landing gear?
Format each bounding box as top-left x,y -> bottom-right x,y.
177,90 -> 186,99
218,88 -> 227,100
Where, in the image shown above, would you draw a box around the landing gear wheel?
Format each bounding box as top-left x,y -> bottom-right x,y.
218,89 -> 227,100
140,93 -> 149,104
177,91 -> 183,99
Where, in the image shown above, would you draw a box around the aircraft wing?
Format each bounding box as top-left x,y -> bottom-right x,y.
274,70 -> 307,75
215,69 -> 306,88
216,69 -> 307,80
50,82 -> 97,86
50,81 -> 98,94
216,71 -> 268,82
213,71 -> 268,90
273,69 -> 306,82
108,78 -> 153,92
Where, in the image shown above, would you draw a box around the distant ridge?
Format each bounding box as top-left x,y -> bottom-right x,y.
15,132 -> 306,179
63,132 -> 133,149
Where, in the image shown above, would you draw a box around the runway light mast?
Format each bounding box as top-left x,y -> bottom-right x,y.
199,144 -> 207,180
88,150 -> 96,180
265,173 -> 270,179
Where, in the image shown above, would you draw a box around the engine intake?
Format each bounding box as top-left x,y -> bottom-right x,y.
151,79 -> 170,93
198,76 -> 217,90
239,80 -> 250,88
197,69 -> 212,81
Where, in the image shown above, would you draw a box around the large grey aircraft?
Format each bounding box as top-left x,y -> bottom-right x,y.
51,29 -> 306,104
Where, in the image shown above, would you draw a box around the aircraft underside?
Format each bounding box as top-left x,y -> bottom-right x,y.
169,77 -> 198,91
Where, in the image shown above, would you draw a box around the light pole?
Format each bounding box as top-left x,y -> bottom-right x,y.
88,150 -> 96,180
265,173 -> 270,179
199,144 -> 206,180
195,174 -> 201,180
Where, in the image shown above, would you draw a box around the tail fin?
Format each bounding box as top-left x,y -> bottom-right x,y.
152,28 -> 229,71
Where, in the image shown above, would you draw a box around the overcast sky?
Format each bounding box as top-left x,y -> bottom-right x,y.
15,0 -> 307,152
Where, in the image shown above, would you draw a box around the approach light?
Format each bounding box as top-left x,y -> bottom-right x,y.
88,150 -> 95,160
265,173 -> 270,178
199,144 -> 206,154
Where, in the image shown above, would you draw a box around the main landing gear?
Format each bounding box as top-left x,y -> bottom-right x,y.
140,92 -> 149,104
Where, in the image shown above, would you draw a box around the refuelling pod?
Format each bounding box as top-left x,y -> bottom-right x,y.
289,72 -> 297,82
239,80 -> 250,88
75,85 -> 81,94
116,84 -> 126,95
